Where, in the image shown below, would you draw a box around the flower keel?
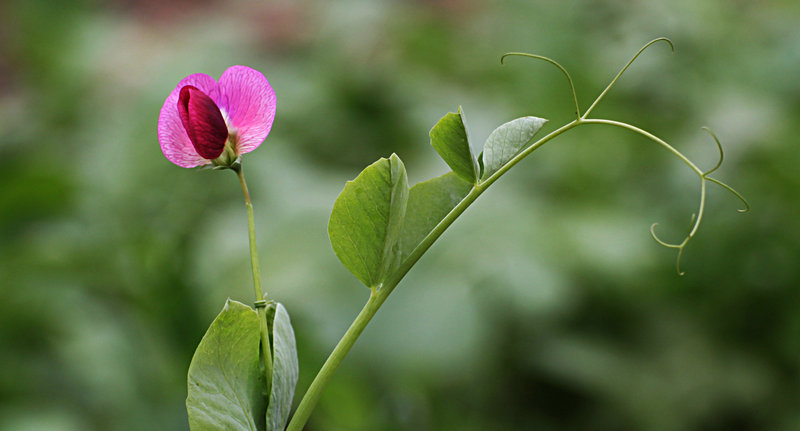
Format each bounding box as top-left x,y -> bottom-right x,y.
178,85 -> 229,160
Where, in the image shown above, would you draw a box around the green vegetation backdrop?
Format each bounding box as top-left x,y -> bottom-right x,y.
1,0 -> 798,430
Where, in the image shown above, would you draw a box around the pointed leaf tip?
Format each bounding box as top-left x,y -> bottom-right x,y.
430,108 -> 478,183
328,155 -> 409,287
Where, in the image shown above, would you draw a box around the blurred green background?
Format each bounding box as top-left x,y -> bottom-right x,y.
1,0 -> 798,430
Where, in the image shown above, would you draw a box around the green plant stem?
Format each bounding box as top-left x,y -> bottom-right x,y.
286,109 -> 719,430
579,119 -> 703,175
286,39 -> 744,428
286,118 -> 585,431
285,289 -> 382,431
235,166 -> 273,395
294,117 -> 699,430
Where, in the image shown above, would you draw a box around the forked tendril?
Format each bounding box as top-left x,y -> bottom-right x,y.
647,127 -> 749,274
650,179 -> 705,276
583,37 -> 674,119
699,128 -> 749,213
501,38 -> 674,122
501,52 -> 581,120
502,38 -> 745,275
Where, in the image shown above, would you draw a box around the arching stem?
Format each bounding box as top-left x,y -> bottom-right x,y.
287,38 -> 748,429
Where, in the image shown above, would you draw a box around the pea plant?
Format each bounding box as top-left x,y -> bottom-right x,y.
156,38 -> 747,431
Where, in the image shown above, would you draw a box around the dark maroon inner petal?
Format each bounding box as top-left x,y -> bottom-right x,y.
178,85 -> 228,159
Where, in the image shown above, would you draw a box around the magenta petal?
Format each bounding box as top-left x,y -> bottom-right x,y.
158,73 -> 219,168
178,86 -> 228,160
217,66 -> 276,154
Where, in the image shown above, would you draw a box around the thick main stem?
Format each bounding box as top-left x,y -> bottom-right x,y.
235,166 -> 273,395
287,110 -> 715,430
284,39 -> 734,428
286,289 -> 383,431
287,121 -> 580,431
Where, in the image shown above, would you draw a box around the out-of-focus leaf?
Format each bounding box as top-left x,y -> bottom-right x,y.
399,171 -> 473,260
481,116 -> 547,179
430,108 -> 478,183
328,154 -> 409,287
187,300 -> 265,431
265,302 -> 298,431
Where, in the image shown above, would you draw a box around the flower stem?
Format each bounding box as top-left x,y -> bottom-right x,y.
235,166 -> 273,395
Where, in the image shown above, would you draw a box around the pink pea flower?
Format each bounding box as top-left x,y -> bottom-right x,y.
158,65 -> 276,168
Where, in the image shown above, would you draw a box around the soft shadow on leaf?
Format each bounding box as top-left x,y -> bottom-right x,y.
400,171 -> 473,260
266,302 -> 298,431
430,108 -> 478,183
187,300 -> 266,431
481,116 -> 547,179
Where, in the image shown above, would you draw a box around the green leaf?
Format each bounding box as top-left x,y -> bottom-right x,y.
430,108 -> 478,183
265,303 -> 298,431
187,300 -> 266,431
481,116 -> 548,179
399,171 -> 473,260
328,153 -> 409,287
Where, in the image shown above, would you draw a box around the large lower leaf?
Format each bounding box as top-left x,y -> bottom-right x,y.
481,116 -> 547,179
187,300 -> 266,431
399,171 -> 473,260
328,153 -> 409,287
430,108 -> 477,183
265,303 -> 298,431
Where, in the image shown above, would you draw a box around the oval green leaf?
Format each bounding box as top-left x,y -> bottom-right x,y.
328,153 -> 409,287
481,116 -> 548,179
430,107 -> 478,183
265,303 -> 298,431
399,171 -> 473,260
187,300 -> 266,431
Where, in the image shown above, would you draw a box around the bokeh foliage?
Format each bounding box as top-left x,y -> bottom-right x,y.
1,0 -> 799,430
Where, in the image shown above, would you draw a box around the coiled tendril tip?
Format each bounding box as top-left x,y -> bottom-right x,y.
650,222 -> 689,276
699,128 -> 750,213
650,223 -> 680,248
651,37 -> 675,53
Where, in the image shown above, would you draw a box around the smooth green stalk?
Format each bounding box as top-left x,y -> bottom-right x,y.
580,119 -> 702,175
286,116 -> 737,429
287,38 -> 747,429
235,166 -> 273,395
286,117 -> 583,431
285,289 -> 382,431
